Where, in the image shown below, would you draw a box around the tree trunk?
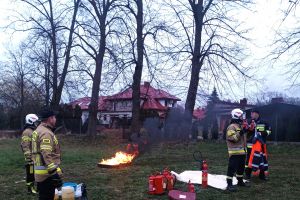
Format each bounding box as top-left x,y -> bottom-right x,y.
87,4 -> 107,136
184,1 -> 204,132
45,48 -> 51,107
53,0 -> 81,108
87,55 -> 104,136
49,0 -> 59,109
130,0 -> 144,140
20,74 -> 24,129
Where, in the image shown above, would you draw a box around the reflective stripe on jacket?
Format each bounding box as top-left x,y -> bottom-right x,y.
32,123 -> 62,182
246,119 -> 271,144
21,127 -> 35,160
226,123 -> 246,156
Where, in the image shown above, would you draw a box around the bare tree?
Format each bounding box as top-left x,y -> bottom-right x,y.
165,0 -> 251,128
26,39 -> 53,106
13,0 -> 82,109
118,0 -> 173,139
117,0 -> 145,139
0,44 -> 44,129
75,0 -> 120,136
273,0 -> 300,87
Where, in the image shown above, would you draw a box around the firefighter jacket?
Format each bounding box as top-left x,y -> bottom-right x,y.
32,122 -> 62,182
226,121 -> 247,157
21,126 -> 35,161
246,118 -> 271,148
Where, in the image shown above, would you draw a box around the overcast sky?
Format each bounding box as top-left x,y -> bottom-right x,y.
0,0 -> 299,105
240,0 -> 300,98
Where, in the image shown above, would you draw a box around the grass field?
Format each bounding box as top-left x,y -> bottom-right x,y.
0,134 -> 300,200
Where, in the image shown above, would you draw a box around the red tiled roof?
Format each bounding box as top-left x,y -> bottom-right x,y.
69,96 -> 108,111
70,83 -> 180,112
193,108 -> 206,120
142,98 -> 167,111
107,83 -> 181,101
69,97 -> 90,110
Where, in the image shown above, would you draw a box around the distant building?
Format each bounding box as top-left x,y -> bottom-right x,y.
246,100 -> 300,142
193,98 -> 255,138
193,107 -> 206,121
69,96 -> 109,125
214,98 -> 255,133
69,82 -> 180,127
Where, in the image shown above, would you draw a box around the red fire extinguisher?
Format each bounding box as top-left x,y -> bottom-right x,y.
154,174 -> 164,194
148,175 -> 155,194
202,160 -> 208,189
148,173 -> 165,195
187,180 -> 195,193
162,168 -> 175,191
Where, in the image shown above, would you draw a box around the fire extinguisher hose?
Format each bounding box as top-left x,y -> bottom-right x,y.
193,151 -> 203,167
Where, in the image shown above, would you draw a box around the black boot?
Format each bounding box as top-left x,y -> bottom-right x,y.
27,182 -> 37,194
237,178 -> 250,187
259,171 -> 268,181
244,168 -> 252,180
226,179 -> 237,192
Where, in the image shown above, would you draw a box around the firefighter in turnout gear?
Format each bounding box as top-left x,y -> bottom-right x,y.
32,108 -> 62,200
245,109 -> 271,181
21,114 -> 39,194
226,109 -> 249,192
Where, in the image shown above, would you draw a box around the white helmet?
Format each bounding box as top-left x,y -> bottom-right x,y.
231,108 -> 243,119
25,114 -> 39,125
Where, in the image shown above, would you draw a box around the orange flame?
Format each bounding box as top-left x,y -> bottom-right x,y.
99,151 -> 136,165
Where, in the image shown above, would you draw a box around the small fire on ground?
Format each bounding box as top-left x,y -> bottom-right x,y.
99,144 -> 139,166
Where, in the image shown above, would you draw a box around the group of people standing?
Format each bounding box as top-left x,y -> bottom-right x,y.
19,106 -> 271,198
226,108 -> 271,192
20,108 -> 62,200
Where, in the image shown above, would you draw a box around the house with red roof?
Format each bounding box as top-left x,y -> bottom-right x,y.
69,82 -> 181,127
193,107 -> 206,121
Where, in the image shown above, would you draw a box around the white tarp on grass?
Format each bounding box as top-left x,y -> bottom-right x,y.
171,170 -> 241,190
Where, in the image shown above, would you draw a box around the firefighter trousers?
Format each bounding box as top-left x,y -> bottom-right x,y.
245,147 -> 252,178
245,147 -> 266,179
37,177 -> 56,200
25,164 -> 35,188
227,154 -> 246,185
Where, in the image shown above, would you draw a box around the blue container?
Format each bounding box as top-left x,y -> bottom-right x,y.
63,182 -> 77,191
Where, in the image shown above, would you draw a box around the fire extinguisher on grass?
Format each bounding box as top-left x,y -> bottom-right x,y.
162,168 -> 175,191
202,160 -> 208,189
193,151 -> 208,189
187,180 -> 195,193
148,175 -> 155,194
148,168 -> 176,195
148,173 -> 165,195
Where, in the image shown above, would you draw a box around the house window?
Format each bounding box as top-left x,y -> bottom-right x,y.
159,100 -> 164,106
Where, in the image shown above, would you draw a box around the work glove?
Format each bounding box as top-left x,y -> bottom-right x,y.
242,120 -> 249,131
249,120 -> 255,131
26,159 -> 34,165
51,173 -> 63,188
24,155 -> 33,165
